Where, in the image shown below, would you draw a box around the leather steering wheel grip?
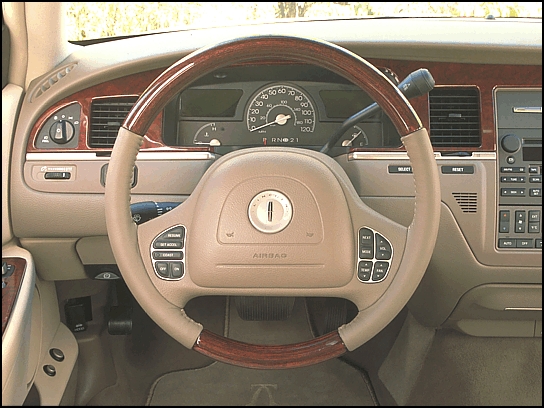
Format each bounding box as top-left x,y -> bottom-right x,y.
105,35 -> 440,367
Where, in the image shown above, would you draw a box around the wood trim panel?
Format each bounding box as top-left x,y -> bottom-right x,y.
358,59 -> 542,152
27,55 -> 542,154
193,329 -> 347,369
2,257 -> 27,335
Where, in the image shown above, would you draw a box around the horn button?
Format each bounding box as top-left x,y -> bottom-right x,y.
248,190 -> 293,234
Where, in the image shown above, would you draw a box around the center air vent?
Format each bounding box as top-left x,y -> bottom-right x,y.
89,96 -> 138,148
429,87 -> 481,147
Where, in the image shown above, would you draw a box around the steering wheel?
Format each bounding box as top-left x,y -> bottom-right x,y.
105,35 -> 440,369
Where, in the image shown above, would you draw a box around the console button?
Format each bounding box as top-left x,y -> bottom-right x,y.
529,188 -> 541,197
499,210 -> 510,233
536,239 -> 543,249
516,239 -> 533,248
500,167 -> 525,173
528,210 -> 540,222
498,238 -> 516,248
357,261 -> 373,281
515,210 -> 526,233
528,222 -> 540,233
528,166 -> 539,174
501,188 -> 525,196
500,176 -> 526,183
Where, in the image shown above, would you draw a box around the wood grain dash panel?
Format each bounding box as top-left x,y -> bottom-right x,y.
2,257 -> 28,335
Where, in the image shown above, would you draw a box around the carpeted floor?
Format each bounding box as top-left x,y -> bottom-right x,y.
145,297 -> 377,406
406,328 -> 542,406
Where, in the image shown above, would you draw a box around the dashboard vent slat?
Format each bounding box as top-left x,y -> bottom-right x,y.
89,96 -> 138,148
429,87 -> 481,147
452,192 -> 478,213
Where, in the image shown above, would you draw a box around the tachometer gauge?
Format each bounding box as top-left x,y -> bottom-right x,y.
246,84 -> 315,143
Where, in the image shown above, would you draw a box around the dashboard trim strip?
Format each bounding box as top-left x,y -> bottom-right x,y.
348,152 -> 496,161
26,152 -> 216,161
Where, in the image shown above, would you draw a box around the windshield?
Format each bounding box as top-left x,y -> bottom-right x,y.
67,2 -> 543,42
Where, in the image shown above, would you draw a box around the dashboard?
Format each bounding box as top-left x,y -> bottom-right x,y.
10,18 -> 543,332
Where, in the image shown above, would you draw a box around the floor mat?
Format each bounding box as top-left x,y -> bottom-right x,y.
147,359 -> 374,406
146,298 -> 376,406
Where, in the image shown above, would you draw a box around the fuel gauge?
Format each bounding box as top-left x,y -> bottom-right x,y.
341,125 -> 369,147
193,122 -> 222,146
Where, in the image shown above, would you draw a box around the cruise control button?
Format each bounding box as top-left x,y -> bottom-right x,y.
357,261 -> 373,281
170,263 -> 184,279
158,227 -> 185,241
372,262 -> 389,281
155,262 -> 170,278
153,240 -> 183,249
152,251 -> 184,260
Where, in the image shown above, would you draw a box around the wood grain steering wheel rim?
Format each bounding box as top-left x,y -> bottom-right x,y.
105,35 -> 440,369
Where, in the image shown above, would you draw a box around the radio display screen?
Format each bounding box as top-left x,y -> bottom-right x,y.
523,146 -> 542,162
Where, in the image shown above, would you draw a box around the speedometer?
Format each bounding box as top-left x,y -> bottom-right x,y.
246,84 -> 315,143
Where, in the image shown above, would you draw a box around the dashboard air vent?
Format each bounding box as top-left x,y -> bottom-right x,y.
429,87 -> 481,147
452,192 -> 478,213
89,96 -> 138,148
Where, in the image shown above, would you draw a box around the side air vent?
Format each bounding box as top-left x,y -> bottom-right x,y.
88,96 -> 138,148
452,192 -> 478,213
429,87 -> 481,147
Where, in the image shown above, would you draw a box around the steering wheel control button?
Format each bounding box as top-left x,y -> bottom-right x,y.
372,262 -> 389,281
248,190 -> 293,234
357,227 -> 393,283
170,263 -> 184,279
375,234 -> 392,260
158,227 -> 185,242
152,251 -> 183,260
357,261 -> 373,281
153,240 -> 183,249
155,262 -> 170,278
151,225 -> 186,281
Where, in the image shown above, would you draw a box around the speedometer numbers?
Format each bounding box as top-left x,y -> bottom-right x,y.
246,84 -> 315,144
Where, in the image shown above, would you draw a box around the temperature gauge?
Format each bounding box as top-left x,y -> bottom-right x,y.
193,122 -> 221,146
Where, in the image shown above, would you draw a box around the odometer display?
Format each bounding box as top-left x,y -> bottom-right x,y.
246,84 -> 315,144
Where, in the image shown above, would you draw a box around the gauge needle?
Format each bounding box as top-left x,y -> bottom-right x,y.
250,114 -> 291,132
342,129 -> 363,146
